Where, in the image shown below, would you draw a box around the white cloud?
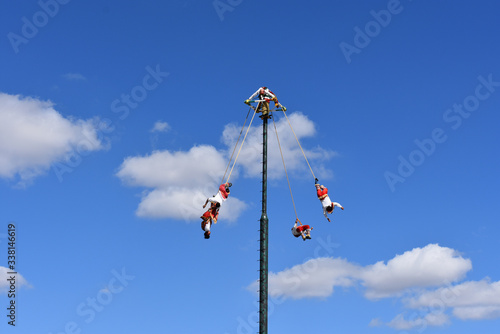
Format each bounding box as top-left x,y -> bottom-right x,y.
247,243 -> 500,329
0,266 -> 31,292
387,312 -> 450,330
222,112 -> 335,180
117,146 -> 225,189
453,305 -> 500,320
368,318 -> 383,327
370,278 -> 500,329
247,244 -> 471,301
116,145 -> 246,221
361,244 -> 472,299
135,187 -> 246,222
407,279 -> 500,320
150,121 -> 170,133
0,93 -> 105,185
62,73 -> 86,81
247,258 -> 360,300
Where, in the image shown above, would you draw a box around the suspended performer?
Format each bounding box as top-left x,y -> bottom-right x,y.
201,202 -> 220,239
315,179 -> 344,222
203,182 -> 232,208
244,86 -> 287,111
291,218 -> 312,241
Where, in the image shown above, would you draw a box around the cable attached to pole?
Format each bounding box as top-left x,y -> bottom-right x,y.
281,109 -> 317,181
226,108 -> 258,184
221,107 -> 253,185
272,115 -> 298,220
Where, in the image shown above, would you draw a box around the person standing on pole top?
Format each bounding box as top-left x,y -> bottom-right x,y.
244,86 -> 287,111
315,179 -> 344,222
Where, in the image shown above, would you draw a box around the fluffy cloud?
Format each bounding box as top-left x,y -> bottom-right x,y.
117,146 -> 224,189
248,257 -> 360,300
222,112 -> 336,180
135,187 -> 246,221
248,244 -> 471,301
406,279 -> 500,320
373,278 -> 500,330
116,145 -> 246,221
361,244 -> 472,299
386,312 -> 450,330
247,244 -> 500,328
0,93 -> 105,185
453,305 -> 500,320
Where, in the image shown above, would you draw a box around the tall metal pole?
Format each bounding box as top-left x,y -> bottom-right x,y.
259,107 -> 269,334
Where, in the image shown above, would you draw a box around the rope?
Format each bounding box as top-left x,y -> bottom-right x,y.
272,115 -> 298,220
226,108 -> 258,184
281,110 -> 316,181
221,107 -> 253,184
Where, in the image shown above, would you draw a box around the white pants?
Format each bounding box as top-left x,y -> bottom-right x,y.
321,196 -> 332,209
203,221 -> 211,232
208,191 -> 225,205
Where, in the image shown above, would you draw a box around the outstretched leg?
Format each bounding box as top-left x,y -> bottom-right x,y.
332,202 -> 344,210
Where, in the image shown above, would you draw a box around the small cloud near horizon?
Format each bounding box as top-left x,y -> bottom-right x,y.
62,73 -> 86,81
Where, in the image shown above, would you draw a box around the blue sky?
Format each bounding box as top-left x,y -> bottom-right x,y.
1,0 -> 499,333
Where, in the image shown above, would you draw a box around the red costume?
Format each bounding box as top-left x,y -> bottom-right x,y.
201,206 -> 219,223
218,184 -> 229,200
291,219 -> 312,240
295,225 -> 311,234
317,187 -> 328,200
315,183 -> 344,220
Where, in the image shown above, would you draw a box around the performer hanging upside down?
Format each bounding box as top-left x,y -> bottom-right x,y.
315,178 -> 344,222
291,218 -> 312,241
203,182 -> 232,208
201,202 -> 220,239
244,86 -> 286,111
